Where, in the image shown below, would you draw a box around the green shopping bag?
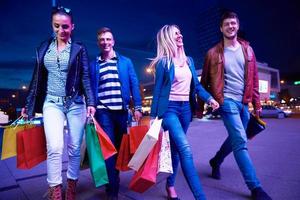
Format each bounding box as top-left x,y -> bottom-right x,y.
85,123 -> 108,187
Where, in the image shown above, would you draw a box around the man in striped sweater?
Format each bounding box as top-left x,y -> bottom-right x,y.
90,27 -> 142,200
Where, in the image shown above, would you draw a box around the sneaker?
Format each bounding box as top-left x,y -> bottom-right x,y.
48,184 -> 62,200
251,187 -> 272,200
65,179 -> 78,200
209,158 -> 221,180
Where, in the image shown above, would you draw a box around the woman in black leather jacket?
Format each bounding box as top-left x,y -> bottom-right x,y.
21,6 -> 95,200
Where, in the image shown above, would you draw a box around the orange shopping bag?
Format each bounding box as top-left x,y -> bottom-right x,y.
92,117 -> 117,160
129,125 -> 148,154
116,134 -> 132,171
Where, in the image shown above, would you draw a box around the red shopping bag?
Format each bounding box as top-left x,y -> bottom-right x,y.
93,117 -> 117,160
129,125 -> 148,154
129,132 -> 162,193
17,126 -> 47,169
116,134 -> 132,171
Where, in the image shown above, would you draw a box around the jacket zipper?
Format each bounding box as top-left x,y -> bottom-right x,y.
34,49 -> 40,97
67,46 -> 81,95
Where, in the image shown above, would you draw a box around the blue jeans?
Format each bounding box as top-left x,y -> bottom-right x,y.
214,98 -> 261,190
43,94 -> 86,187
162,101 -> 206,200
95,109 -> 128,196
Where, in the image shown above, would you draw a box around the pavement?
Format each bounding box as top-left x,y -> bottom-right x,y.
0,117 -> 300,200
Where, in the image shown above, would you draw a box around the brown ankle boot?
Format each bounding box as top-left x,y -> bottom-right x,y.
48,184 -> 62,200
65,179 -> 78,200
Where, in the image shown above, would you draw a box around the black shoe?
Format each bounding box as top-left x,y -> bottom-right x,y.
209,158 -> 221,180
251,187 -> 272,200
106,195 -> 118,200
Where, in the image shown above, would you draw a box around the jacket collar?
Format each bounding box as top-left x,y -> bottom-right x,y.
97,51 -> 118,62
216,37 -> 250,63
68,41 -> 81,65
37,37 -> 80,66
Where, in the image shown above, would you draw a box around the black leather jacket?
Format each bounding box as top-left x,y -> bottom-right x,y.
25,38 -> 96,118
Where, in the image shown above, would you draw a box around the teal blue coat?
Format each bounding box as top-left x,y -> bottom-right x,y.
150,57 -> 212,118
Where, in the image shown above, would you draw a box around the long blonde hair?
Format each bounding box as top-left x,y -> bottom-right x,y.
149,25 -> 186,73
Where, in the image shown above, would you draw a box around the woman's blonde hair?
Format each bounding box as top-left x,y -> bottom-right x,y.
149,24 -> 186,73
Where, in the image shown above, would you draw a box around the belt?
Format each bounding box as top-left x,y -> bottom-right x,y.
46,94 -> 72,103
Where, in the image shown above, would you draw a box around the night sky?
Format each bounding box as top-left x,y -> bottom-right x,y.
0,0 -> 299,89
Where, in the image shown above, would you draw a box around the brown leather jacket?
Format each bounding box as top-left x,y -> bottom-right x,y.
199,38 -> 261,114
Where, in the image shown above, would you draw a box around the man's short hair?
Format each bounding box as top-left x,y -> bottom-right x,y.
97,27 -> 113,40
220,11 -> 239,26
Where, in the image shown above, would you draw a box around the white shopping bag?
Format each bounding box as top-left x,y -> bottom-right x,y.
156,130 -> 173,181
128,118 -> 162,171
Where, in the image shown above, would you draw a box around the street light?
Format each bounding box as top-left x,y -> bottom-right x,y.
22,85 -> 27,90
146,67 -> 152,74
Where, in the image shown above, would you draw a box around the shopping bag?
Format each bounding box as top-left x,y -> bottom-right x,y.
116,134 -> 132,171
92,117 -> 117,160
129,125 -> 148,154
128,118 -> 162,171
129,132 -> 162,193
1,124 -> 34,160
17,125 -> 47,169
80,133 -> 89,170
246,114 -> 266,139
85,123 -> 108,187
0,127 -> 4,157
157,130 -> 173,181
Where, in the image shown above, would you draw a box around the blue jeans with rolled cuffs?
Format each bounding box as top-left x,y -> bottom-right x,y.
43,94 -> 86,187
162,101 -> 206,200
215,98 -> 261,190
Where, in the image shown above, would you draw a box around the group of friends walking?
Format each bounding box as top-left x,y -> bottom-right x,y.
21,6 -> 272,200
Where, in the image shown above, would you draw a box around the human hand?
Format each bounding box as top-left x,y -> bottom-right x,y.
21,107 -> 28,119
87,106 -> 96,117
254,108 -> 262,118
134,110 -> 142,122
149,118 -> 155,126
209,99 -> 219,111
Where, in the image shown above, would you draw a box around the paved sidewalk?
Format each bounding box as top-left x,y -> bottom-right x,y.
0,118 -> 300,200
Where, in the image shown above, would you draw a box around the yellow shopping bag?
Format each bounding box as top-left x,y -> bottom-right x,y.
1,124 -> 34,160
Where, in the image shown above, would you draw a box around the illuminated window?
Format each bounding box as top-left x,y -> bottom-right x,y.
259,80 -> 268,93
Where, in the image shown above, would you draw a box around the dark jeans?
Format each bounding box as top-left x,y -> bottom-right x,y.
95,109 -> 128,196
162,101 -> 206,200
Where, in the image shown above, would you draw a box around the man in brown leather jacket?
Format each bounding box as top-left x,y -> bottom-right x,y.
200,11 -> 272,200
